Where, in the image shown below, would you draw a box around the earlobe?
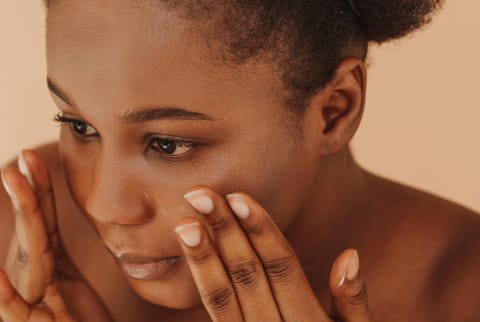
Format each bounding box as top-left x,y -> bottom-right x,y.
305,58 -> 367,156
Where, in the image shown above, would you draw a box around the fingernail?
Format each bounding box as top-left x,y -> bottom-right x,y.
184,190 -> 215,215
18,152 -> 35,189
175,222 -> 202,247
1,170 -> 13,197
346,250 -> 360,281
226,194 -> 250,219
1,171 -> 20,212
338,272 -> 346,287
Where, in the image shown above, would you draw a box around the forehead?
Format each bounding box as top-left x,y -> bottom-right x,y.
45,0 -> 285,120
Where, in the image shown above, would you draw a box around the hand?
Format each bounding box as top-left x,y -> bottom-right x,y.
1,150 -> 112,322
177,187 -> 372,322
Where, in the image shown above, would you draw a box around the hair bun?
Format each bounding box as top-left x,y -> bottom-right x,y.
353,0 -> 443,43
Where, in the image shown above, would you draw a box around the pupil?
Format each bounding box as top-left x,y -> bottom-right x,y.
160,140 -> 177,154
73,121 -> 87,134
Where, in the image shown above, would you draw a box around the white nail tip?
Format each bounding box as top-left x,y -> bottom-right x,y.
226,194 -> 250,219
183,190 -> 206,199
18,152 -> 34,188
338,272 -> 346,288
1,171 -> 12,197
175,223 -> 202,247
184,190 -> 215,214
1,171 -> 20,212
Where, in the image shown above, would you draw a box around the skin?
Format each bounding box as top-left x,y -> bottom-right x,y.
1,0 -> 480,321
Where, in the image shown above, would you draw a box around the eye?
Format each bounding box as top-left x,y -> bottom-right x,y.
69,119 -> 97,136
53,113 -> 98,138
148,136 -> 198,159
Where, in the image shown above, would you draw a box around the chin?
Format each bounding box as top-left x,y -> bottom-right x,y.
126,258 -> 202,309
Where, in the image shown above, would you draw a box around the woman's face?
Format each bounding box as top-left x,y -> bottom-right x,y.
46,1 -> 320,308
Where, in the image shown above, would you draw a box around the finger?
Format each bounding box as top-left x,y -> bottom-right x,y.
329,249 -> 370,322
1,167 -> 54,304
174,219 -> 244,322
19,151 -> 82,281
184,188 -> 282,321
225,193 -> 331,321
41,281 -> 76,322
0,268 -> 51,322
19,150 -> 62,255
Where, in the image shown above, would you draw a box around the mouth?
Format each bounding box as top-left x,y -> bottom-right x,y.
117,254 -> 182,281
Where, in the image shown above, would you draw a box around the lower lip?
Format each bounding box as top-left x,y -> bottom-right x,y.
119,256 -> 181,281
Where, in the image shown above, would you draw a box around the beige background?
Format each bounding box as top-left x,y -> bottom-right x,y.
0,2 -> 478,212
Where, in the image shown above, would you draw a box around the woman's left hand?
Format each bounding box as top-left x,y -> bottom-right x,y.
176,187 -> 371,322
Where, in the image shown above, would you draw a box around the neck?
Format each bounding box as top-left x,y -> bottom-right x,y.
284,147 -> 372,292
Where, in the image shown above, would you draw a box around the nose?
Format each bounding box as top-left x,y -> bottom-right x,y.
85,151 -> 152,226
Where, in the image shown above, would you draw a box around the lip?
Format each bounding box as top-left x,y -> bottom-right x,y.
118,254 -> 182,281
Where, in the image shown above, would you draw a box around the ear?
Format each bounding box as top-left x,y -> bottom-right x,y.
302,58 -> 367,156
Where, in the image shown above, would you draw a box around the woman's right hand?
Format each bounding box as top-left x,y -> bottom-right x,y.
1,150 -> 112,322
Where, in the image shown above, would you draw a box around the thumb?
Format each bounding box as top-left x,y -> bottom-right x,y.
328,249 -> 371,322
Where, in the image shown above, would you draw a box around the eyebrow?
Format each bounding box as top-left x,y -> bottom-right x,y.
46,77 -> 217,123
47,78 -> 77,108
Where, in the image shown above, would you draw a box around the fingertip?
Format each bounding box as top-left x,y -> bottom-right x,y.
330,249 -> 359,291
1,167 -> 14,197
346,249 -> 360,282
226,193 -> 250,219
329,250 -> 370,321
1,167 -> 38,212
175,221 -> 203,248
2,167 -> 23,212
20,150 -> 51,192
18,151 -> 35,189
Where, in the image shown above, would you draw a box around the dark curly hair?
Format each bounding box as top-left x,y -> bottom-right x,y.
44,0 -> 443,115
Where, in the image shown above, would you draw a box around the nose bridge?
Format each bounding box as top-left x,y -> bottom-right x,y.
85,148 -> 150,225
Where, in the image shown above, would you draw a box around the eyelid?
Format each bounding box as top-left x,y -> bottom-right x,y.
146,135 -> 201,161
53,112 -> 202,161
53,113 -> 99,137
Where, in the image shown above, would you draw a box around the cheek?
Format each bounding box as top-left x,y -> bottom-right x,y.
193,138 -> 312,232
251,158 -> 312,231
59,126 -> 312,233
58,132 -> 96,211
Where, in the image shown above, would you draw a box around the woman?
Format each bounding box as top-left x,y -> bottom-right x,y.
1,0 -> 479,321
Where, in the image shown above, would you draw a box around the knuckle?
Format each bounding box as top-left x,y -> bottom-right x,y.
262,255 -> 294,284
246,220 -> 264,236
227,261 -> 260,292
187,248 -> 215,265
209,215 -> 231,233
16,246 -> 29,267
201,287 -> 234,314
346,281 -> 368,306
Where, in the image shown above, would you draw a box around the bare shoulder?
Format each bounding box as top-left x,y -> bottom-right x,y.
428,206 -> 480,321
365,174 -> 480,321
0,141 -> 63,264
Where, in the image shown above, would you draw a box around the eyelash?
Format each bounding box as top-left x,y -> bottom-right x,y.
53,114 -> 98,138
52,113 -> 200,161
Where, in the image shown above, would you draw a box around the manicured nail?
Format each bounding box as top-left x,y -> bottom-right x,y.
184,190 -> 215,214
226,194 -> 250,219
338,272 -> 346,287
175,222 -> 202,247
1,171 -> 20,212
18,152 -> 34,189
346,250 -> 360,281
1,171 -> 12,197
